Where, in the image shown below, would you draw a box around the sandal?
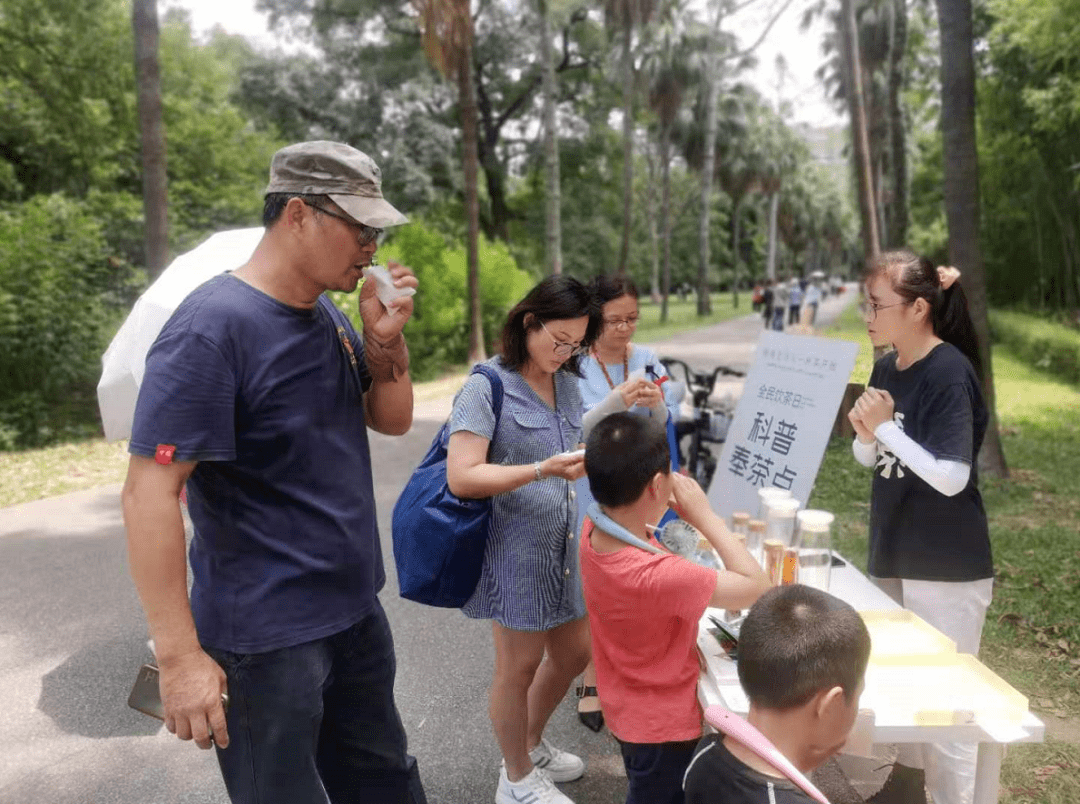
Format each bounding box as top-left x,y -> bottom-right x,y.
575,684 -> 604,733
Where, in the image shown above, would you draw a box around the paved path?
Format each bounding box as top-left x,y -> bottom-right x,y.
0,290 -> 857,804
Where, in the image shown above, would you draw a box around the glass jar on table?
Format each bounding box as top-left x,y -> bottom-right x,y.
762,497 -> 800,585
756,487 -> 792,521
796,510 -> 835,591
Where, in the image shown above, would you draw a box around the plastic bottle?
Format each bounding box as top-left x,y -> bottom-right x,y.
694,537 -> 723,571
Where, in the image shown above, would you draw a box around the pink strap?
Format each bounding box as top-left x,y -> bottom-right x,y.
704,705 -> 830,804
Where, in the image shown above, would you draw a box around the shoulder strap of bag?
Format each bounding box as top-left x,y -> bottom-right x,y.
469,363 -> 504,426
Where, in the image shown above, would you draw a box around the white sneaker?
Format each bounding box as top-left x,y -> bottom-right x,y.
528,737 -> 585,783
496,766 -> 574,804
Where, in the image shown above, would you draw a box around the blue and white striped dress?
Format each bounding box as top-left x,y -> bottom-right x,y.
449,357 -> 585,631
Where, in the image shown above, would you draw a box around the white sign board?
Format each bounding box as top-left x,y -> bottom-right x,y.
708,331 -> 859,520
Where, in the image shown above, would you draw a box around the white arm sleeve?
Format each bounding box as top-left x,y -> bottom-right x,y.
874,421 -> 972,496
852,437 -> 877,468
581,387 -> 628,439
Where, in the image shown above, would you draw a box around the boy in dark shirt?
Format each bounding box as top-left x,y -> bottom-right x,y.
684,585 -> 872,803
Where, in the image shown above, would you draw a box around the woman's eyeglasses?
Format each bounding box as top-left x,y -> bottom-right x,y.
603,315 -> 640,330
306,202 -> 382,246
540,321 -> 584,358
863,300 -> 911,321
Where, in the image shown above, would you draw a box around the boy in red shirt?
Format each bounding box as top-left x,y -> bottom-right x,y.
580,413 -> 770,804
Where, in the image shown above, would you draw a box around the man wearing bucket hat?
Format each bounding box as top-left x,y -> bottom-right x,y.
122,141 -> 427,804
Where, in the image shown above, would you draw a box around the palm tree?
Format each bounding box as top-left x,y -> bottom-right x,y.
132,0 -> 169,279
934,0 -> 1007,478
756,111 -> 803,280
605,0 -> 662,277
414,0 -> 486,362
538,0 -> 562,275
715,99 -> 762,307
683,84 -> 765,307
885,0 -> 907,247
646,15 -> 703,323
841,0 -> 880,260
694,0 -> 795,313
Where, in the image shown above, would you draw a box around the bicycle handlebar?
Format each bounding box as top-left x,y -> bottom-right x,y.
659,357 -> 745,394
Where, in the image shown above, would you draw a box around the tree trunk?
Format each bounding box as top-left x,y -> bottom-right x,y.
459,1 -> 486,364
477,132 -> 510,242
841,0 -> 880,261
887,0 -> 908,248
935,0 -> 1007,478
539,0 -> 561,275
766,191 -> 779,280
132,0 -> 169,279
645,145 -> 661,302
660,125 -> 672,323
616,17 -> 635,277
696,71 -> 717,316
696,8 -> 724,317
731,195 -> 742,309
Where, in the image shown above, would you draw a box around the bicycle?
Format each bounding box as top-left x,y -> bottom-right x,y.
659,357 -> 745,492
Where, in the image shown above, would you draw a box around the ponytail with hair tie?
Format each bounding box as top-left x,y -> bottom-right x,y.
868,250 -> 982,376
937,266 -> 962,290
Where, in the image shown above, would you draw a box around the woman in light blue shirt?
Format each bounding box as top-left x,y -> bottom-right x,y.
573,275 -> 681,731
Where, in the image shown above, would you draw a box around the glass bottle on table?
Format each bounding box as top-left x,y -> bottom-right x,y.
757,487 -> 793,521
763,497 -> 800,584
730,512 -> 751,563
796,510 -> 835,591
747,519 -> 766,567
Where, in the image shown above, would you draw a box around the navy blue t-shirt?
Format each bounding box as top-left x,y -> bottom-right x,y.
130,274 -> 383,653
867,342 -> 993,582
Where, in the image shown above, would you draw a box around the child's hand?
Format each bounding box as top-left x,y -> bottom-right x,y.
848,407 -> 875,443
667,473 -> 716,530
853,387 -> 895,433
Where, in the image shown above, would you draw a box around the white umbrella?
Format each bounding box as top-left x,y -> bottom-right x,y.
97,228 -> 264,442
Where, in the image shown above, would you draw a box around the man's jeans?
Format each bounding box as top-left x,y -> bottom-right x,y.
206,600 -> 427,804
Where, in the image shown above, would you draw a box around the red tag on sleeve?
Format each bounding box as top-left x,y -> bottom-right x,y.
155,444 -> 177,465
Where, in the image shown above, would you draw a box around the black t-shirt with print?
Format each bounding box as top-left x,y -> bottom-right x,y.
867,342 -> 993,581
684,735 -> 815,804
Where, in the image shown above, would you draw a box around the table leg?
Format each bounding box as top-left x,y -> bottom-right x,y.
972,742 -> 1003,804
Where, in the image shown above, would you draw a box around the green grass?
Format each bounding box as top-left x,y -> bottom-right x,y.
810,304 -> 1080,802
1000,740 -> 1080,804
633,292 -> 751,341
0,437 -> 131,508
992,309 -> 1080,385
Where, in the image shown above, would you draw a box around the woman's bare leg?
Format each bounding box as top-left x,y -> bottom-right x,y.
490,622 -> 547,781
525,617 -> 591,750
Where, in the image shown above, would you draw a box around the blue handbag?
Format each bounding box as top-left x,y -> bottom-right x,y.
392,364 -> 504,607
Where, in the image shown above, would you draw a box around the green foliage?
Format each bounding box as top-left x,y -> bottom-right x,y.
0,195 -> 141,448
903,0 -> 1080,309
159,24 -> 285,253
991,310 -> 1080,385
327,221 -> 532,380
509,127 -> 736,292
